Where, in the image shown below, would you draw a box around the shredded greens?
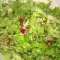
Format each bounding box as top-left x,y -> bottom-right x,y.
0,0 -> 60,60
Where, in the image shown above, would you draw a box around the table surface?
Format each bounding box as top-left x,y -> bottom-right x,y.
34,0 -> 60,8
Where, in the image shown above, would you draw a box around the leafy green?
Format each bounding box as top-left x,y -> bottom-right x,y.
0,0 -> 60,60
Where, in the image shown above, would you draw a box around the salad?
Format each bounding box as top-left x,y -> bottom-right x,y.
0,0 -> 60,60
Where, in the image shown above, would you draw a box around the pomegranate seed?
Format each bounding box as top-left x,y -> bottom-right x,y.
19,17 -> 24,23
21,26 -> 27,35
47,40 -> 52,46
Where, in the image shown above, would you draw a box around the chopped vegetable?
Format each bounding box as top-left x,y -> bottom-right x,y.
0,0 -> 60,60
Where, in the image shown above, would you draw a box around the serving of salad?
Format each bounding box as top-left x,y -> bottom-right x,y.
0,0 -> 60,60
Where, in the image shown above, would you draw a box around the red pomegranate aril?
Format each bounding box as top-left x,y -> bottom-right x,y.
21,28 -> 26,34
19,17 -> 24,23
21,26 -> 27,35
47,40 -> 52,46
